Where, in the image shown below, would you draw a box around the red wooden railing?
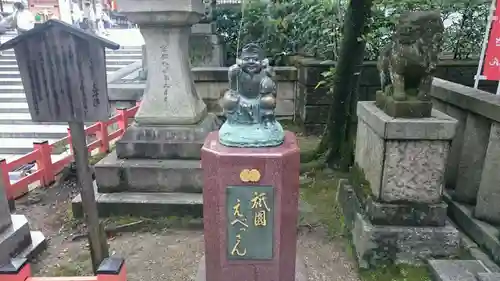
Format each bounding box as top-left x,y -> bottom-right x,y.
1,257 -> 127,281
0,104 -> 140,200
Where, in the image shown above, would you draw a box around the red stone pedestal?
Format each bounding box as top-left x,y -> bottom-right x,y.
197,131 -> 305,281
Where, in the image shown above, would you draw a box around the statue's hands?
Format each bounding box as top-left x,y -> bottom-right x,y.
228,64 -> 242,76
220,89 -> 240,112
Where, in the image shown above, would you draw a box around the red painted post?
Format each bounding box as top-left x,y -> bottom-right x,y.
67,128 -> 73,155
0,158 -> 12,200
97,122 -> 110,154
96,258 -> 127,281
0,259 -> 32,281
33,141 -> 55,186
116,108 -> 128,133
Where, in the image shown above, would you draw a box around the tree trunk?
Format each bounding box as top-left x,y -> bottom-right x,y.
318,0 -> 373,171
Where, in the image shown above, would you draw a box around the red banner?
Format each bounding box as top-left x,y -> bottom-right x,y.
483,3 -> 500,80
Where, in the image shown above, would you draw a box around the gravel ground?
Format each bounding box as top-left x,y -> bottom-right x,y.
13,173 -> 360,281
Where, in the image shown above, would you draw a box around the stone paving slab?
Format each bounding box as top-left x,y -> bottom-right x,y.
428,260 -> 490,281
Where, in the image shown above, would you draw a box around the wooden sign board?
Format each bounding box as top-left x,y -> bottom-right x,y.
0,20 -> 120,122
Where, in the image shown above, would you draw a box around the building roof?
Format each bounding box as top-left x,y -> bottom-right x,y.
0,19 -> 120,51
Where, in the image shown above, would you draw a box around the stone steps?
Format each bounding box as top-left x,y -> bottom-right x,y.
428,259 -> 499,281
0,124 -> 68,139
0,138 -> 62,154
0,58 -> 139,66
95,151 -> 202,193
0,45 -> 142,155
0,102 -> 28,113
0,215 -> 47,266
0,71 -> 122,83
0,64 -> 129,72
71,185 -> 203,218
0,69 -> 114,78
0,53 -> 142,59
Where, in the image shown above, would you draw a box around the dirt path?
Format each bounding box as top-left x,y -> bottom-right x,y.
13,174 -> 359,281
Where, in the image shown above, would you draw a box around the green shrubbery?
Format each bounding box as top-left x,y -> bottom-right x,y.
215,0 -> 489,64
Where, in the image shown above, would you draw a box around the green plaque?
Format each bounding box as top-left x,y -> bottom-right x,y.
226,185 -> 274,260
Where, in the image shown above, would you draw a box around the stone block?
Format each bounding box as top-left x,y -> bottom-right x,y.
72,190 -> 203,218
192,22 -> 216,34
352,212 -> 460,269
302,105 -> 329,124
442,104 -> 467,189
190,34 -> 223,67
356,101 -> 457,140
336,179 -> 363,231
428,260 -> 490,281
355,102 -> 456,204
196,255 -> 308,281
365,198 -> 447,226
16,231 -> 47,261
0,180 -> 12,233
375,91 -> 432,118
454,113 -> 490,204
444,191 -> 500,266
297,83 -> 332,105
116,113 -> 219,159
95,151 -> 202,193
200,132 -> 301,281
475,122 -> 500,224
0,215 -> 31,265
477,273 -> 500,281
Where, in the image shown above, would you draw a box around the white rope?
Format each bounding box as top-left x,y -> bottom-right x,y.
236,0 -> 247,59
234,0 -> 247,93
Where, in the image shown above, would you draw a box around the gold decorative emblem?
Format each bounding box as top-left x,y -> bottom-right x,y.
239,169 -> 261,183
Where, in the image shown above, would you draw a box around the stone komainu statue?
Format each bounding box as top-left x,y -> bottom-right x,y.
377,11 -> 444,102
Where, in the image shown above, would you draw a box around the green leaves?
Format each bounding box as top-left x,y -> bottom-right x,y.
215,0 -> 488,64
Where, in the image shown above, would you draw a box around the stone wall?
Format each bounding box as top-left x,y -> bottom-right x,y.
430,78 -> 500,266
293,56 -> 500,135
108,66 -> 297,119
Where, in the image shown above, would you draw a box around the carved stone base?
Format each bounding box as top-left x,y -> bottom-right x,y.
116,113 -> 220,159
195,255 -> 308,281
218,120 -> 285,148
375,91 -> 432,118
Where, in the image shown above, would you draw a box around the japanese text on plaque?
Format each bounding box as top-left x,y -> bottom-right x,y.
226,186 -> 274,260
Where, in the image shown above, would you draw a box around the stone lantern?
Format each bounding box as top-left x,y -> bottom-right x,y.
78,0 -> 219,217
117,0 -> 210,126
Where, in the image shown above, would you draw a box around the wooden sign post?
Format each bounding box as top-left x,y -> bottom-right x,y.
0,19 -> 120,273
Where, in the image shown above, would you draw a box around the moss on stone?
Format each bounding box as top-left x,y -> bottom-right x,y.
349,164 -> 373,207
302,168 -> 432,281
300,160 -> 325,174
300,169 -> 348,238
101,215 -> 202,233
189,35 -> 214,66
280,119 -> 322,163
359,264 -> 431,281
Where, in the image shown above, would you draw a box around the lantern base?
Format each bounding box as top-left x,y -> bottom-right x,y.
195,255 -> 308,281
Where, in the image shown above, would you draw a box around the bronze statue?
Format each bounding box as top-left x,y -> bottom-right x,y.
377,11 -> 444,102
218,43 -> 284,147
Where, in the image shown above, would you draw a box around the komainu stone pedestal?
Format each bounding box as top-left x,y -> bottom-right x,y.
198,132 -> 306,281
0,172 -> 46,266
348,101 -> 460,268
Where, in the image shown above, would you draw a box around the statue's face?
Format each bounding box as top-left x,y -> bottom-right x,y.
240,52 -> 262,74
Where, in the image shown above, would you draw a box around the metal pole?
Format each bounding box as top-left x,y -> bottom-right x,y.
68,121 -> 109,274
475,0 -> 496,89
